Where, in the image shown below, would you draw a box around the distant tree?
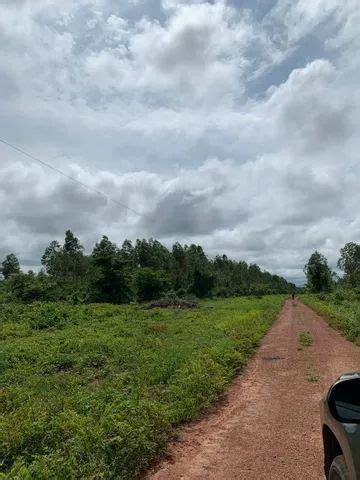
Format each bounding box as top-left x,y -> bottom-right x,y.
1,253 -> 20,279
171,242 -> 187,290
337,242 -> 360,286
189,267 -> 215,298
41,240 -> 61,276
5,271 -> 60,302
90,236 -> 133,304
134,238 -> 171,270
63,230 -> 84,254
4,231 -> 297,303
120,239 -> 136,267
136,268 -> 170,302
41,231 -> 88,280
92,236 -> 118,263
304,251 -> 333,292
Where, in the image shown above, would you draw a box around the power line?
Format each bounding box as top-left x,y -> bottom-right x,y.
0,137 -> 144,218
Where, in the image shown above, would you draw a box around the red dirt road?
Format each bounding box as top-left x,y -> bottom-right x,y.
148,300 -> 360,480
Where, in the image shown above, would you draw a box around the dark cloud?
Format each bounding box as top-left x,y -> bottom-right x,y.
143,188 -> 247,236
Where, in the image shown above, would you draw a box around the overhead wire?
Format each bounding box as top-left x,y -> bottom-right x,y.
0,137 -> 144,218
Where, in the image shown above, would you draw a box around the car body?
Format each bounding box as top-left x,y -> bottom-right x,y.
321,373 -> 360,479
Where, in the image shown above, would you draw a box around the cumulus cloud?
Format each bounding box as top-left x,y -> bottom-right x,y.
0,0 -> 359,283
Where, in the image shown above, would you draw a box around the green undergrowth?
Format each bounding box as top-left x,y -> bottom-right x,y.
298,331 -> 313,347
301,289 -> 360,345
0,296 -> 284,479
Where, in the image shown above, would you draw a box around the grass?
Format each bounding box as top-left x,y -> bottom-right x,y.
298,331 -> 313,347
301,289 -> 360,345
306,374 -> 320,383
0,296 -> 285,479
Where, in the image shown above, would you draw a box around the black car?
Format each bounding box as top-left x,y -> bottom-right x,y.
321,373 -> 360,479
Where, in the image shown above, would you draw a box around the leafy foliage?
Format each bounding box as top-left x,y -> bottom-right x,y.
303,250 -> 333,292
41,231 -> 89,281
1,254 -> 20,280
298,331 -> 313,347
301,289 -> 360,344
0,296 -> 284,478
136,268 -> 170,302
337,242 -> 360,287
1,231 -> 296,304
89,236 -> 133,304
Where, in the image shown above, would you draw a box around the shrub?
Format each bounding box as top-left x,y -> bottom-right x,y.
136,268 -> 170,302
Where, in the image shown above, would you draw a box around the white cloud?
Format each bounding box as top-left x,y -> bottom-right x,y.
0,0 -> 359,283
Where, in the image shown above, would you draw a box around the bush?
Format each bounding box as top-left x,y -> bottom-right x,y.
175,288 -> 187,298
26,304 -> 72,330
136,268 -> 170,302
5,274 -> 60,303
302,291 -> 360,345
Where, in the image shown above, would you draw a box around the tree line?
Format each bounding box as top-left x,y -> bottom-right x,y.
0,230 -> 296,303
304,242 -> 360,292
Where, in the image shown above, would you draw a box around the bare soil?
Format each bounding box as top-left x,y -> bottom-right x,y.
147,300 -> 360,480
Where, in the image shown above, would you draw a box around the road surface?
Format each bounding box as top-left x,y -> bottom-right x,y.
148,300 -> 360,480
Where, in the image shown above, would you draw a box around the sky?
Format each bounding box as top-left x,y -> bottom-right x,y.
0,0 -> 359,285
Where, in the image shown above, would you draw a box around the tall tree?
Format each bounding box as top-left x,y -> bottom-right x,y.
41,231 -> 88,280
171,242 -> 187,290
304,251 -> 333,292
41,240 -> 61,276
91,236 -> 133,304
92,236 -> 118,263
1,253 -> 20,279
337,242 -> 360,286
63,230 -> 84,254
190,267 -> 215,298
120,240 -> 136,268
135,268 -> 169,302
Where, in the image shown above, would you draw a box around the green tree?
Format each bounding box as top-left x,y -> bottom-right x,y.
6,272 -> 60,302
41,240 -> 61,276
92,236 -> 118,262
91,236 -> 133,304
1,253 -> 20,279
41,231 -> 88,280
136,268 -> 170,302
190,267 -> 215,298
304,251 -> 333,292
120,239 -> 136,267
337,242 -> 360,286
63,229 -> 84,254
171,242 -> 187,290
134,238 -> 171,270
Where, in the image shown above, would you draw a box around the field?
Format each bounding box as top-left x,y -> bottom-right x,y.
0,296 -> 284,479
301,290 -> 360,345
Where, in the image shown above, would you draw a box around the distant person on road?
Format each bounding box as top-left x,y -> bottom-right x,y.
291,293 -> 295,300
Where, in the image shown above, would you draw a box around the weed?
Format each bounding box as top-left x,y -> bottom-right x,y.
298,331 -> 313,347
301,291 -> 360,344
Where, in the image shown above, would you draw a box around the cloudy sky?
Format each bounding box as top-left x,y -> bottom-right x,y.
0,0 -> 359,284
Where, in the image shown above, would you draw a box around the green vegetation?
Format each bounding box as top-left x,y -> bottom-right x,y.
303,241 -> 360,293
0,230 -> 295,305
298,331 -> 313,347
301,289 -> 360,345
0,296 -> 284,479
302,243 -> 360,345
303,250 -> 333,293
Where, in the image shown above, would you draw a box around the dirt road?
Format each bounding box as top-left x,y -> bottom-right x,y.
148,300 -> 360,480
